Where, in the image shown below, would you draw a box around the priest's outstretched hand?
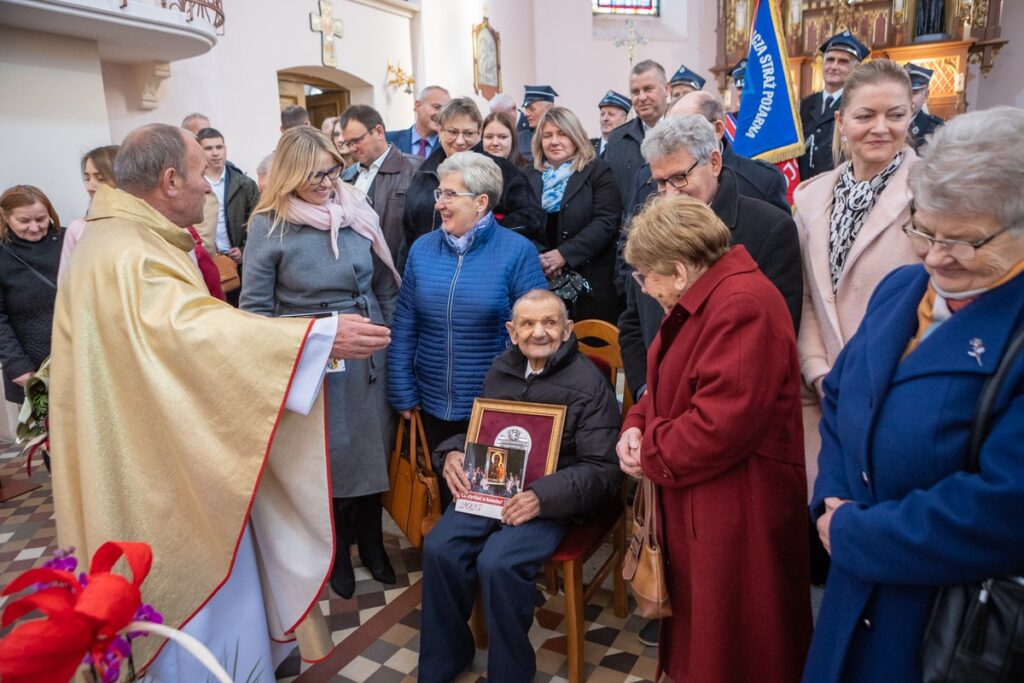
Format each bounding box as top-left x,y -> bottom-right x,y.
331,313 -> 391,359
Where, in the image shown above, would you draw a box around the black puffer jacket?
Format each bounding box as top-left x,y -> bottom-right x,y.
434,335 -> 622,522
402,144 -> 545,252
0,229 -> 62,402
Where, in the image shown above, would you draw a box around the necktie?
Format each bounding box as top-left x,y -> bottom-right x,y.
417,138 -> 428,158
186,226 -> 226,301
823,94 -> 835,113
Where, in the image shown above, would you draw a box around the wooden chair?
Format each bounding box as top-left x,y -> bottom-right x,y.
470,320 -> 631,683
573,318 -> 633,416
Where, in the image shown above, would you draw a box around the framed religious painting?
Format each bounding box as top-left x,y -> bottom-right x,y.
472,17 -> 502,99
454,398 -> 565,520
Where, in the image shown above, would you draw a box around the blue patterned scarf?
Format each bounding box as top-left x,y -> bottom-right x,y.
444,211 -> 492,255
541,163 -> 574,213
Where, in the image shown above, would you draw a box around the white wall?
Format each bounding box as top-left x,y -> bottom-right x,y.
971,1 -> 1024,110
0,26 -> 111,223
103,0 -> 416,178
415,0 -> 716,138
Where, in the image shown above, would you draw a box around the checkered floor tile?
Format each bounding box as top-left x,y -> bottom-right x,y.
0,445 -> 659,681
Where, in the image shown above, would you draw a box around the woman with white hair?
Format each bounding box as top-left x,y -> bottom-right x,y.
804,106 -> 1024,682
388,151 -> 546,501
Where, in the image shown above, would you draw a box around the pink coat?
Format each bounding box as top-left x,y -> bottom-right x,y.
793,149 -> 921,488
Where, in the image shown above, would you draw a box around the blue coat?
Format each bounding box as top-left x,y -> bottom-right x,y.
804,264 -> 1024,683
387,214 -> 547,421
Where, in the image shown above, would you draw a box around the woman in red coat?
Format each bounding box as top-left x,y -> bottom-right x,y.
618,195 -> 812,682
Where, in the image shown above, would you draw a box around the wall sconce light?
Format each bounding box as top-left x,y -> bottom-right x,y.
386,60 -> 415,95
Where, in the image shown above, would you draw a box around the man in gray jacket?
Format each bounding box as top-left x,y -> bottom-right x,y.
418,289 -> 622,683
340,105 -> 422,265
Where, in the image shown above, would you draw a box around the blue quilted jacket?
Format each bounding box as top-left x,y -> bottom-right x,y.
387,214 -> 546,421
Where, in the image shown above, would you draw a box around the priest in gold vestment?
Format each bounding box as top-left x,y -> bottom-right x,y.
51,124 -> 392,678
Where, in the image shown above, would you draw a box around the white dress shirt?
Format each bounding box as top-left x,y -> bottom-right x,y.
354,145 -> 392,194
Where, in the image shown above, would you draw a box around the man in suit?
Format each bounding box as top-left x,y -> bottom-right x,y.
340,104 -> 422,264
385,85 -> 451,159
905,63 -> 944,149
798,31 -> 868,180
605,59 -> 670,202
668,64 -> 705,104
517,85 -> 558,164
590,90 -> 630,158
489,92 -> 527,131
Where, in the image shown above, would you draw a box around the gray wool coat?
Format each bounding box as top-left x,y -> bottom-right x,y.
240,213 -> 399,498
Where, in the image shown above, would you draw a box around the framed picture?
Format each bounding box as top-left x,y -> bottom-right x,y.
472,17 -> 502,99
454,399 -> 566,519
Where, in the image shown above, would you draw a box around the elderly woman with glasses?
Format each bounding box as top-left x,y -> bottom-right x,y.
240,126 -> 402,600
402,98 -> 543,254
617,195 -> 812,683
389,151 -> 546,499
803,107 -> 1024,683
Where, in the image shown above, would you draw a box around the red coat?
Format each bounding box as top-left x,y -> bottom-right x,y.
623,246 -> 812,683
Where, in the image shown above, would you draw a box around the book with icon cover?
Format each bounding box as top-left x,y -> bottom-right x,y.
454,442 -> 528,520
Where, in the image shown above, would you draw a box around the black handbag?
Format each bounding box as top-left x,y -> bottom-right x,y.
547,270 -> 591,304
919,324 -> 1024,683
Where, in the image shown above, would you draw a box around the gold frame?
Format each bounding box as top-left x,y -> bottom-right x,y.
465,398 -> 565,479
471,16 -> 502,97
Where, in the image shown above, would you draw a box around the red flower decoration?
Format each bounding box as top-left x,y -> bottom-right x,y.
0,541 -> 153,683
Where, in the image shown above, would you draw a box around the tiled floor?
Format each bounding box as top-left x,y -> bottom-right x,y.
0,445 -> 659,682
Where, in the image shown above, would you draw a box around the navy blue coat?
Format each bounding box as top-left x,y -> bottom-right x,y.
387,214 -> 547,421
384,126 -> 436,157
804,264 -> 1024,683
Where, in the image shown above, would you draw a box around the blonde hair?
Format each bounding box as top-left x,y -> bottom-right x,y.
623,195 -> 730,273
532,107 -> 596,172
252,127 -> 343,235
832,59 -> 913,166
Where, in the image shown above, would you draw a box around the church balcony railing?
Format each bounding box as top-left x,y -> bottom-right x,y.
0,0 -> 222,63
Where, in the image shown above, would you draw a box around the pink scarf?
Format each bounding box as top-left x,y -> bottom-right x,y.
284,180 -> 401,285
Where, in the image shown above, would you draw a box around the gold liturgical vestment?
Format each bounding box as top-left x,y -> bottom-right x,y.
51,186 -> 334,670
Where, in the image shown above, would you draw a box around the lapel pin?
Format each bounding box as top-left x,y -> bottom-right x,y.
968,338 -> 986,366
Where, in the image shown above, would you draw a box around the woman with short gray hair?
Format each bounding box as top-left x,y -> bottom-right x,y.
804,106 -> 1024,682
402,99 -> 543,253
389,151 -> 546,502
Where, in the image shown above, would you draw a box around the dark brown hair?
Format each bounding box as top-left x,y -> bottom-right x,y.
481,111 -> 526,168
81,145 -> 119,188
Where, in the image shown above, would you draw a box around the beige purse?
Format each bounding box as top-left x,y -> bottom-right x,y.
622,476 -> 672,618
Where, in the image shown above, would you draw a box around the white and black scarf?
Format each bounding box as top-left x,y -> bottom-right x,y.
827,152 -> 904,292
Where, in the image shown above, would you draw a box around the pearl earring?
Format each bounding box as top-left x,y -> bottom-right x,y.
841,135 -> 847,143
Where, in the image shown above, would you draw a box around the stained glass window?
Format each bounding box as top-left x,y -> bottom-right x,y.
592,0 -> 659,17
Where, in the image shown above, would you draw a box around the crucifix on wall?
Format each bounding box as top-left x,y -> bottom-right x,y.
310,0 -> 344,68
614,20 -> 649,68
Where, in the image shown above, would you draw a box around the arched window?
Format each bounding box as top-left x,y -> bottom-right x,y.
592,0 -> 659,16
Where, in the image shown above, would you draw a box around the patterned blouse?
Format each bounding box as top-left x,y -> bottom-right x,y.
828,151 -> 905,291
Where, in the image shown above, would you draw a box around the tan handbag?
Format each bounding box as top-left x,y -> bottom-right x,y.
622,476 -> 672,618
212,253 -> 240,292
383,410 -> 441,548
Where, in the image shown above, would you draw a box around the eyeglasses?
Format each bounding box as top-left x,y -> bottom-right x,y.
342,128 -> 375,147
433,189 -> 478,204
901,223 -> 1010,261
307,164 -> 344,186
442,128 -> 481,142
647,159 -> 701,194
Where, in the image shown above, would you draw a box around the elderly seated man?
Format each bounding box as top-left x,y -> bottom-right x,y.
418,289 -> 622,683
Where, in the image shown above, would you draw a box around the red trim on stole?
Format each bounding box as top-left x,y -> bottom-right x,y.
137,319 -> 321,672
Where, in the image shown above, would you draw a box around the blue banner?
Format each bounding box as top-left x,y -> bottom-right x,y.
733,0 -> 804,163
